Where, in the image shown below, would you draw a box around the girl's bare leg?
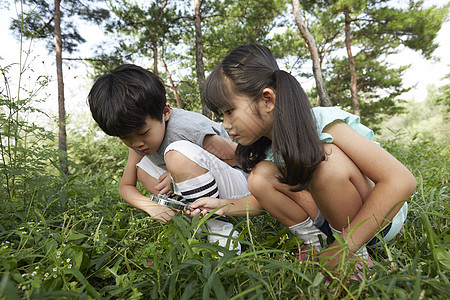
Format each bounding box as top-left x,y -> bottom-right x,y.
248,160 -> 318,227
309,144 -> 374,232
248,161 -> 327,249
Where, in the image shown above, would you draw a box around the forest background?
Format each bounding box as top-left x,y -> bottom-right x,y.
0,0 -> 449,299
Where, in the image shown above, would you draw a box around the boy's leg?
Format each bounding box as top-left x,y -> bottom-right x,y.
248,160 -> 328,249
172,170 -> 240,254
164,140 -> 248,254
136,154 -> 238,253
164,140 -> 250,199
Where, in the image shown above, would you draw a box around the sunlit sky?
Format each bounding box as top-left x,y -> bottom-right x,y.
0,1 -> 449,124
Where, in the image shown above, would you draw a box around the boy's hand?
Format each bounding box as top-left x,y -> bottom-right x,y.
145,204 -> 177,223
155,171 -> 174,195
186,197 -> 227,217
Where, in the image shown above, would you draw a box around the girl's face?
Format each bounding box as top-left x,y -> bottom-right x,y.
222,90 -> 274,145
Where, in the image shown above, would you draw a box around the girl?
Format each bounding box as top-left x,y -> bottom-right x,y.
188,44 -> 416,269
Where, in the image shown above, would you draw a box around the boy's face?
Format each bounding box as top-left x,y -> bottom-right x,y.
119,104 -> 172,155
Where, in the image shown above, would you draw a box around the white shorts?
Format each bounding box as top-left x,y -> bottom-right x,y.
136,140 -> 250,199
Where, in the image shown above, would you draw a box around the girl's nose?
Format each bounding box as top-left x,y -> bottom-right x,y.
222,116 -> 232,130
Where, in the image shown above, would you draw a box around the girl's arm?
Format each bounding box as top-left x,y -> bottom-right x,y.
119,149 -> 176,223
321,122 -> 416,264
203,134 -> 239,166
188,195 -> 265,217
197,135 -> 262,215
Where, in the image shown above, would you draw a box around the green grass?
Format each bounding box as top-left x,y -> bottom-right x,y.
1,141 -> 449,299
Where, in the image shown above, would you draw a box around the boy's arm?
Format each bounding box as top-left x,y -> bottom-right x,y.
203,134 -> 239,166
119,149 -> 176,223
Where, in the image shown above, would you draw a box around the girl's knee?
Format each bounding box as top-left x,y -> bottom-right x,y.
247,173 -> 265,197
248,162 -> 277,197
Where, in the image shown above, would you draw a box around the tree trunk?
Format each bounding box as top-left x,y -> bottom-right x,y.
344,7 -> 360,116
292,0 -> 332,107
150,0 -> 167,76
152,45 -> 158,76
54,0 -> 68,175
194,0 -> 211,118
161,58 -> 182,108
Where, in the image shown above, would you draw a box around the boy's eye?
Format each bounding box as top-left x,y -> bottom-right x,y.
139,130 -> 150,136
224,109 -> 233,115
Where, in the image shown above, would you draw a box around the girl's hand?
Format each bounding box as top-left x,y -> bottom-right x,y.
317,244 -> 344,268
317,245 -> 374,282
155,171 -> 174,195
186,197 -> 227,217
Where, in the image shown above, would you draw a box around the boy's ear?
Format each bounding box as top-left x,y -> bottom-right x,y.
162,103 -> 172,121
261,88 -> 275,113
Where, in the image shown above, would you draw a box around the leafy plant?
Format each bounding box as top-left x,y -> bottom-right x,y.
1,62 -> 449,298
1,139 -> 449,298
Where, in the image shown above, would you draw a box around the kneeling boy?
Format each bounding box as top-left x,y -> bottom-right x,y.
88,64 -> 249,253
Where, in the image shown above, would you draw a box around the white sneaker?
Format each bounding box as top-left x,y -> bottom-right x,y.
355,245 -> 370,260
289,217 -> 328,250
206,219 -> 241,255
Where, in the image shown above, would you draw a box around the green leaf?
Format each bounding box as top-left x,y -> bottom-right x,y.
436,248 -> 450,270
212,274 -> 227,299
180,282 -> 198,300
0,273 -> 20,300
94,250 -> 114,270
312,272 -> 324,287
67,233 -> 88,241
64,268 -> 101,299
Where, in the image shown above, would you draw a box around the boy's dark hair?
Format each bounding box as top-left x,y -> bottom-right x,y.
88,64 -> 167,136
203,44 -> 324,192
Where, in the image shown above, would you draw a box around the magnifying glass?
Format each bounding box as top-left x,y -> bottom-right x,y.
150,194 -> 193,211
150,194 -> 229,222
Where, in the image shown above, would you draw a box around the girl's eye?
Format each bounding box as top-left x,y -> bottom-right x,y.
139,130 -> 150,136
224,109 -> 233,115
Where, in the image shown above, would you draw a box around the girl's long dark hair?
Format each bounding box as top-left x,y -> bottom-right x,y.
272,70 -> 325,191
203,44 -> 324,191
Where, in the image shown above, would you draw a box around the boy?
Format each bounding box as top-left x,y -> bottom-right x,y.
87,64 -> 250,253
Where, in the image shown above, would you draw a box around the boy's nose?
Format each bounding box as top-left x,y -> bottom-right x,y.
132,138 -> 144,148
